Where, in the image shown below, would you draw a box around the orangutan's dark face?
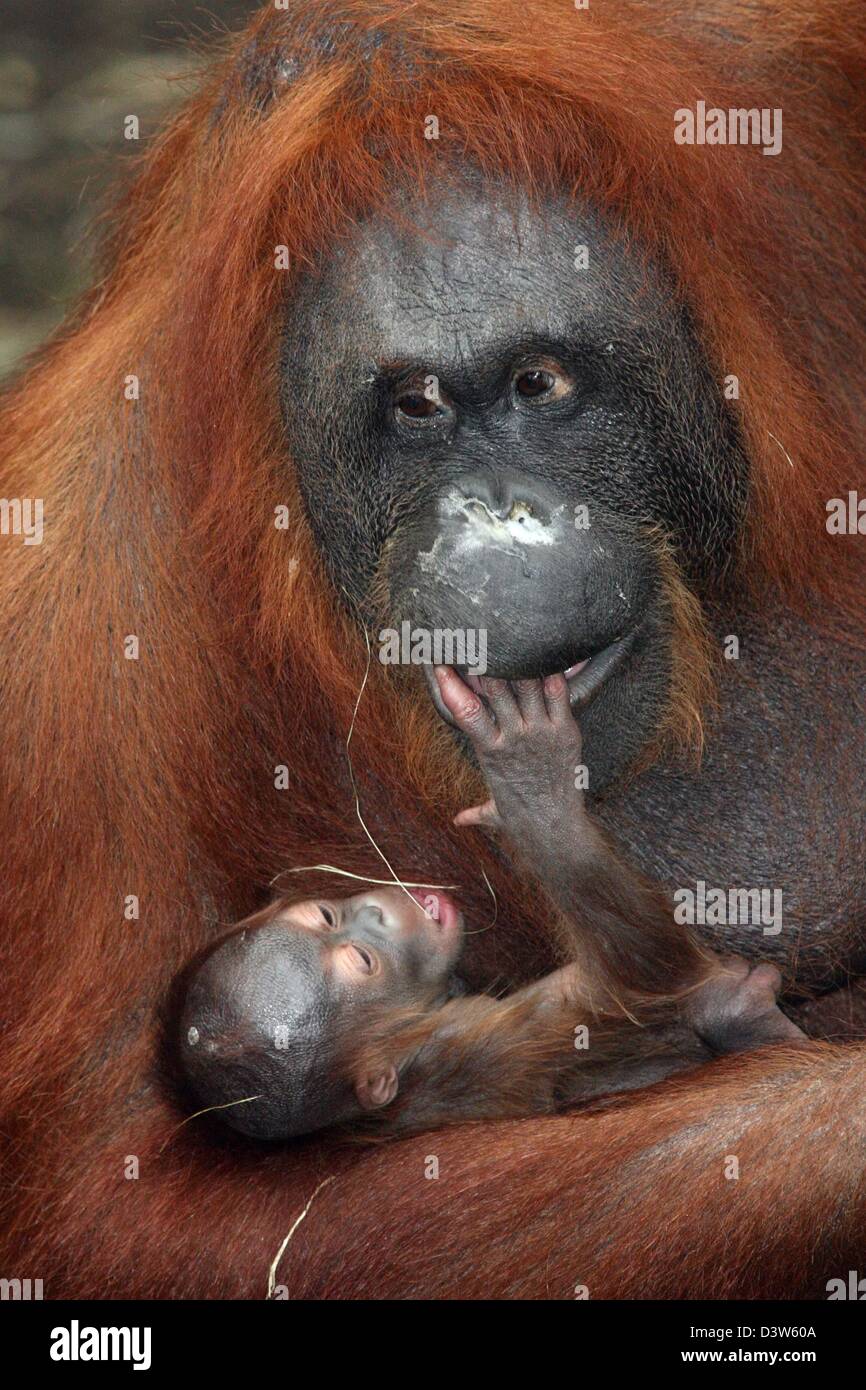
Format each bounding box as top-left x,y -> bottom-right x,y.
281,175 -> 746,791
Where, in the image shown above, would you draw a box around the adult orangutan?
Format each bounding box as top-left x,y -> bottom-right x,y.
0,0 -> 864,1299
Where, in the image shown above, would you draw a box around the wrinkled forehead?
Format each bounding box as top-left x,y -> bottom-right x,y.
309,176 -> 669,369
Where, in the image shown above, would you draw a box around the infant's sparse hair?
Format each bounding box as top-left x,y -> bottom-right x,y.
179,915 -> 365,1138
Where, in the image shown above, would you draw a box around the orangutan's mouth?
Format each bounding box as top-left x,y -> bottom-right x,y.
422,629 -> 638,727
560,630 -> 637,708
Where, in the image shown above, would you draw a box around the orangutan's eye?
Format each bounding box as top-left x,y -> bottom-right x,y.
395,391 -> 440,419
392,374 -> 452,424
348,944 -> 376,974
516,370 -> 554,398
513,361 -> 572,405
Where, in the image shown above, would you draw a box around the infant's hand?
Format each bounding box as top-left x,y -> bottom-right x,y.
434,666 -> 585,837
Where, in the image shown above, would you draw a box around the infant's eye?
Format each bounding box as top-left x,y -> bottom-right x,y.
348,944 -> 376,974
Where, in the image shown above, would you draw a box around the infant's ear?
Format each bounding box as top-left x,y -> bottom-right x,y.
354,1063 -> 399,1111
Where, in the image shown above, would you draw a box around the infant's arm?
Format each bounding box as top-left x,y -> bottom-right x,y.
434,666 -> 709,1004
434,666 -> 803,1050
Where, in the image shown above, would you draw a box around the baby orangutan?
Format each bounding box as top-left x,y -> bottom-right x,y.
177,669 -> 803,1140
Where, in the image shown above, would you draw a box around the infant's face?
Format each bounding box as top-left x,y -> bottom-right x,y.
180,886 -> 466,1114
272,885 -> 464,1000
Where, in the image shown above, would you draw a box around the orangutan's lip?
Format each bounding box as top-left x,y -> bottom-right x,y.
562,630 -> 638,711
421,629 -> 638,726
407,887 -> 460,934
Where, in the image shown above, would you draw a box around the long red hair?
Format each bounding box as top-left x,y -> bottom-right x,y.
1,0 -> 864,1298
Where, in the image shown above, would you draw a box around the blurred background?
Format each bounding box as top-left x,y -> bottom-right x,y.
0,0 -> 258,380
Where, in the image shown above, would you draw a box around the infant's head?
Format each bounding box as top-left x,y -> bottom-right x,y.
178,886 -> 464,1139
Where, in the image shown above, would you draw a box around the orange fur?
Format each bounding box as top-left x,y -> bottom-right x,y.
1,0 -> 864,1298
